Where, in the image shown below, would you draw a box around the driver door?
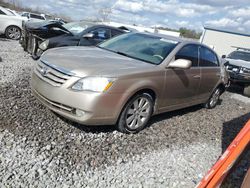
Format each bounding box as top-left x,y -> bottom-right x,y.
163,44 -> 201,109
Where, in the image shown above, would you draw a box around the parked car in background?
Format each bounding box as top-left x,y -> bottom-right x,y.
21,12 -> 46,21
31,32 -> 226,133
20,20 -> 69,54
223,47 -> 250,96
0,6 -> 27,40
21,21 -> 129,59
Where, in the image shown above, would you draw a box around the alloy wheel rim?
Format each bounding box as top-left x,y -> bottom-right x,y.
210,89 -> 220,107
7,27 -> 20,40
126,97 -> 150,130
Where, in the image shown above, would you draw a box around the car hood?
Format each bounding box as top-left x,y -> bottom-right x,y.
25,20 -> 70,35
40,46 -> 155,77
226,58 -> 250,68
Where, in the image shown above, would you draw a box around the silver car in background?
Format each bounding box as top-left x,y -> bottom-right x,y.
31,32 -> 226,133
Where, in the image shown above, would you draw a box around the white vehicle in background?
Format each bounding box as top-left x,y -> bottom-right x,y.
0,6 -> 27,40
21,12 -> 46,21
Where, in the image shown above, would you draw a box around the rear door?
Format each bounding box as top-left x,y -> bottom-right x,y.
198,46 -> 221,99
163,44 -> 201,107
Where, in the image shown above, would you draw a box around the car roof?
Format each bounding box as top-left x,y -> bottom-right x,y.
88,24 -> 129,33
135,32 -> 219,55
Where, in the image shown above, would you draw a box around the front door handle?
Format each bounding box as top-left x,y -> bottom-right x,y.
193,75 -> 201,79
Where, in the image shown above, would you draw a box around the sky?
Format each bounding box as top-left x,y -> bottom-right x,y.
7,0 -> 250,32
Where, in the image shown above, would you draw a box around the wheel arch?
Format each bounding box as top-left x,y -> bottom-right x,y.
115,86 -> 159,124
5,25 -> 22,40
5,25 -> 21,33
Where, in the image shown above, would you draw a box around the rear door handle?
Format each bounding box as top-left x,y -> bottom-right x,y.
193,75 -> 201,79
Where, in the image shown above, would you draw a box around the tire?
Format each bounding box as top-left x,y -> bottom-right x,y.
204,87 -> 221,109
117,93 -> 154,133
31,37 -> 39,60
5,26 -> 21,40
243,85 -> 250,97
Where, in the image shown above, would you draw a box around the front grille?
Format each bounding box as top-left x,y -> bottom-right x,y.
35,60 -> 72,87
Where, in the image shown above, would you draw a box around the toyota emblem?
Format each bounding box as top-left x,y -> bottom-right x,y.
40,66 -> 49,76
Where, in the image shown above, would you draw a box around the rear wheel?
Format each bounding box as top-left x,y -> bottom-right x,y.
243,85 -> 250,97
5,26 -> 21,40
205,87 -> 221,109
117,93 -> 153,133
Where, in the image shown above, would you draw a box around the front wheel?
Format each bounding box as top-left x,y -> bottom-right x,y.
117,93 -> 154,133
204,87 -> 221,109
5,26 -> 21,40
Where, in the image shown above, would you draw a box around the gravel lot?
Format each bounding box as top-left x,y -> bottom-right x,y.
0,39 -> 249,187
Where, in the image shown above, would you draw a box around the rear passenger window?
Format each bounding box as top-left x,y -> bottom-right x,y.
30,14 -> 45,20
175,44 -> 199,67
200,46 -> 219,67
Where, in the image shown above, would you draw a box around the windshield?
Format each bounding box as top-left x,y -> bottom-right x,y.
63,21 -> 94,35
99,33 -> 179,65
228,51 -> 250,62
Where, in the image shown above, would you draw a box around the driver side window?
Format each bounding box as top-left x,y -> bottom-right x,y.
175,44 -> 199,67
89,28 -> 111,40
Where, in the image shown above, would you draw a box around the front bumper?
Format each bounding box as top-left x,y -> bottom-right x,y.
228,72 -> 250,84
31,72 -> 123,125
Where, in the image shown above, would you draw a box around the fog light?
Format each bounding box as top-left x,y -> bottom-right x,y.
75,109 -> 85,117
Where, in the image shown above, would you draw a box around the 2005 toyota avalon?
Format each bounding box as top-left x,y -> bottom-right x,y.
31,32 -> 226,133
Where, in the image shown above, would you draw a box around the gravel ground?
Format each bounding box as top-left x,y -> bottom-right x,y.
0,39 -> 249,187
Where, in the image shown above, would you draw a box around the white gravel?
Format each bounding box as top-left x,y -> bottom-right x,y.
0,39 -> 249,187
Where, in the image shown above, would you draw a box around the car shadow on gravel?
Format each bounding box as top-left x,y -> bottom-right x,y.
53,112 -> 116,133
221,113 -> 250,187
222,113 -> 250,152
0,34 -> 10,41
227,84 -> 244,95
55,101 -> 223,134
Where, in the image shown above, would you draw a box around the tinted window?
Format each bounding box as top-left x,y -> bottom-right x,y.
228,51 -> 250,61
30,14 -> 45,20
200,46 -> 219,67
90,28 -> 111,40
111,29 -> 123,37
64,22 -> 94,35
21,12 -> 29,17
0,10 -> 6,15
175,44 -> 199,67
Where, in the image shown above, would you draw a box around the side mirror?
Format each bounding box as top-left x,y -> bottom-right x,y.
168,59 -> 192,69
83,33 -> 94,38
222,55 -> 226,59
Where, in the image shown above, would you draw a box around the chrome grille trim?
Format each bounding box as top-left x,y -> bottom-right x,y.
35,60 -> 72,87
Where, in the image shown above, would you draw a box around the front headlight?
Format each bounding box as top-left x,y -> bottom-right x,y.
241,67 -> 250,74
39,39 -> 49,50
71,77 -> 115,92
